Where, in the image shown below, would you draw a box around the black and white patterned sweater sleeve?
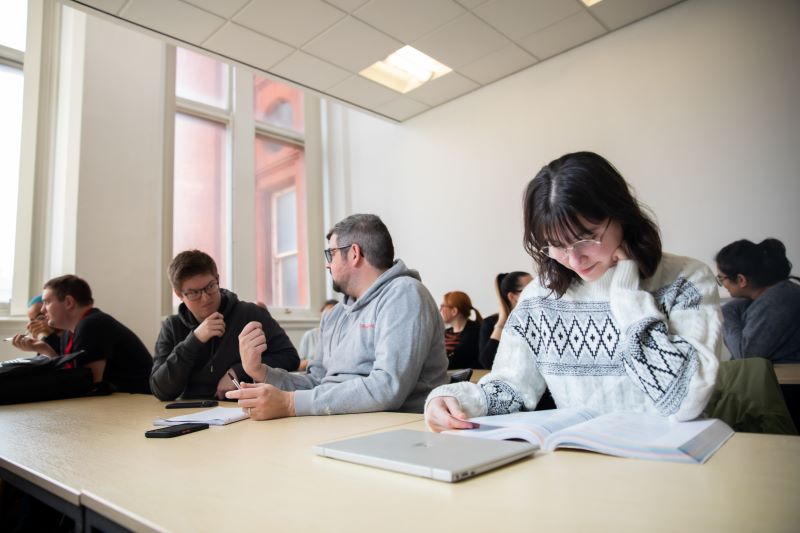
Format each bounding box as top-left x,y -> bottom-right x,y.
424,295 -> 547,418
610,258 -> 721,420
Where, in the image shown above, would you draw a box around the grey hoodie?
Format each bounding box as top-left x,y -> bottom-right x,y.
264,259 -> 449,415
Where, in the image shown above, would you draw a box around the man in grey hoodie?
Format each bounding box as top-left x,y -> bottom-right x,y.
227,214 -> 449,419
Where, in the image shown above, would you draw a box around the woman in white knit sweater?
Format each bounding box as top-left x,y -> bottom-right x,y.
425,152 -> 722,432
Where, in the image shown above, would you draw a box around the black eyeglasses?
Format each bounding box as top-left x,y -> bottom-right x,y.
324,244 -> 352,263
181,280 -> 220,301
715,274 -> 729,287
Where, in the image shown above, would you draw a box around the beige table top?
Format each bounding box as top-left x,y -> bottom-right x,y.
774,363 -> 800,385
2,395 -> 800,533
0,395 -> 421,517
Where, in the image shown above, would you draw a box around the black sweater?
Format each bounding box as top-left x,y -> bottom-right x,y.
445,319 -> 482,370
62,308 -> 153,394
150,290 -> 299,400
479,314 -> 500,369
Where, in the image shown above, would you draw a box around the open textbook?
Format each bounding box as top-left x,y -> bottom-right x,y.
446,408 -> 734,464
154,406 -> 249,426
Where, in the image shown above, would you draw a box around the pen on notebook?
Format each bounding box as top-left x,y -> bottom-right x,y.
227,370 -> 241,390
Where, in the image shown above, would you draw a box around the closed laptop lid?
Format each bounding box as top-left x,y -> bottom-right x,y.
314,429 -> 536,482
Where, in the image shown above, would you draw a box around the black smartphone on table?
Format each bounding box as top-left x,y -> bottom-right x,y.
145,423 -> 209,438
165,400 -> 218,409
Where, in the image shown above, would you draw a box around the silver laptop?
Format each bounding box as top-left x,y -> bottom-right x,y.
314,429 -> 537,482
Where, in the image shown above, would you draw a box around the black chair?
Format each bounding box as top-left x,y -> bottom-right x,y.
448,368 -> 473,383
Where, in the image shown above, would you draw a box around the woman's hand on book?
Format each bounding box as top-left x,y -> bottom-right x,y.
425,397 -> 478,433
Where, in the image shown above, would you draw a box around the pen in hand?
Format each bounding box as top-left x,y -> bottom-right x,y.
227,370 -> 241,390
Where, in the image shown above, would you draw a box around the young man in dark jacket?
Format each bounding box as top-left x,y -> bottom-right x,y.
150,250 -> 299,400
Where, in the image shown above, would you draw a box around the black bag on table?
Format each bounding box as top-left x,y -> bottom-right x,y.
0,351 -> 114,405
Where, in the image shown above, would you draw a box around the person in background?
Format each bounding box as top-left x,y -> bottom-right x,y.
715,238 -> 800,362
439,291 -> 483,369
426,151 -> 722,432
10,295 -> 62,356
297,299 -> 338,371
151,250 -> 299,400
227,213 -> 449,419
33,275 -> 152,393
478,272 -> 532,369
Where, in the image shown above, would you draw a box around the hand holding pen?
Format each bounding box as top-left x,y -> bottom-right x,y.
228,370 -> 257,418
226,370 -> 241,390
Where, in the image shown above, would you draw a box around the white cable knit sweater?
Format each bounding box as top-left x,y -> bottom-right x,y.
426,254 -> 722,421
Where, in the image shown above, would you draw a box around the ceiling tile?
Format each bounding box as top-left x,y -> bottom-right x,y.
181,0 -> 251,19
77,0 -> 128,14
327,75 -> 399,109
204,22 -> 294,71
458,43 -> 536,85
303,16 -> 403,72
122,0 -> 225,44
474,0 -> 583,40
271,51 -> 352,91
354,0 -> 465,43
406,72 -> 479,107
518,10 -> 606,60
413,13 -> 510,68
233,0 -> 346,48
375,96 -> 430,121
323,0 -> 370,12
590,0 -> 682,30
455,0 -> 489,9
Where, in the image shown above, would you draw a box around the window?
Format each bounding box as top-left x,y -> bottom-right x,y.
0,0 -> 27,305
253,74 -> 307,307
173,49 -> 309,309
173,113 -> 228,285
173,47 -> 230,288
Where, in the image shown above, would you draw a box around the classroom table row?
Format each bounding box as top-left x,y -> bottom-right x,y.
1,394 -> 799,533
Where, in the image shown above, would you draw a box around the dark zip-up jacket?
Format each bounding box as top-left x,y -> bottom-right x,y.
150,289 -> 299,400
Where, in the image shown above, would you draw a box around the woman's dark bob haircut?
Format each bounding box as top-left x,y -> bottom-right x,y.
523,151 -> 662,297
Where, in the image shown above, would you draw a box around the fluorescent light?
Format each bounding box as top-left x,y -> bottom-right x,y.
359,46 -> 452,94
581,0 -> 603,6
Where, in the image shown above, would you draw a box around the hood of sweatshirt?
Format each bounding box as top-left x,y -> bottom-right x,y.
340,259 -> 420,312
176,289 -> 239,329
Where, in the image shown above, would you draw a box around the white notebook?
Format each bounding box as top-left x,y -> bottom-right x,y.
154,406 -> 249,426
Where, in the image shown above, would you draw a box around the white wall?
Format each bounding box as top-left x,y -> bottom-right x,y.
332,0 -> 800,314
72,14 -> 167,349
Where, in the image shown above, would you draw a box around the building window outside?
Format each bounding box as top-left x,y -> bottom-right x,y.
0,0 -> 27,306
174,49 -> 308,309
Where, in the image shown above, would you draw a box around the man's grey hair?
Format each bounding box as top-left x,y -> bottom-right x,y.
326,214 -> 394,270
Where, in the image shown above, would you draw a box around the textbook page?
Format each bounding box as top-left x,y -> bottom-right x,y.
447,408 -> 599,445
543,412 -> 734,464
154,406 -> 249,426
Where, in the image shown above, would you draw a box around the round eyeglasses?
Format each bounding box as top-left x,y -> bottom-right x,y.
540,221 -> 610,260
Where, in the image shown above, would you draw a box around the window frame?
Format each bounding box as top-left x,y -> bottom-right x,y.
5,0 -> 61,318
271,184 -> 299,307
0,55 -> 24,313
165,45 -> 326,321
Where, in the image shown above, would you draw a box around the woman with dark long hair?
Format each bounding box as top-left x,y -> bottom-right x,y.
478,271 -> 532,369
425,152 -> 722,431
715,238 -> 800,362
